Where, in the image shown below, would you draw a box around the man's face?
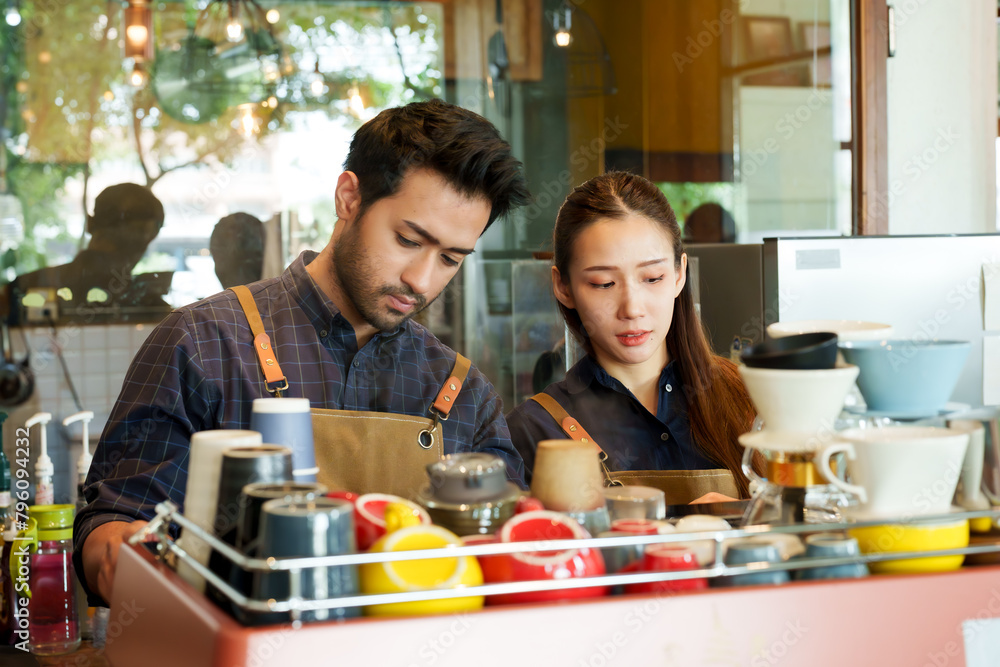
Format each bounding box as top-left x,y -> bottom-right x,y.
333,168 -> 491,333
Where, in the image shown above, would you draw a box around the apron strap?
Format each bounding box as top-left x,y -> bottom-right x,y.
230,285 -> 288,396
431,353 -> 471,419
529,393 -> 619,486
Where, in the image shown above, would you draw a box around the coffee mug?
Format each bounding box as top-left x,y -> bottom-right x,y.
716,538 -> 789,587
478,510 -> 608,605
353,493 -> 432,551
816,426 -> 971,519
603,486 -> 667,521
947,420 -> 991,527
622,545 -> 707,594
531,439 -> 605,512
236,481 -> 329,553
794,534 -> 868,580
360,524 -> 484,616
254,497 -> 359,623
250,397 -> 317,480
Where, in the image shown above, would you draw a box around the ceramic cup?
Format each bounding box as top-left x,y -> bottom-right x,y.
360,524 -> 484,616
250,397 -> 317,480
816,426 -> 971,519
622,545 -> 707,595
254,497 -> 360,623
948,420 -> 991,527
353,493 -> 432,551
214,445 -> 294,544
478,510 -> 608,605
530,439 -> 606,512
794,534 -> 868,580
603,486 -> 667,521
716,538 -> 789,587
236,481 -> 329,553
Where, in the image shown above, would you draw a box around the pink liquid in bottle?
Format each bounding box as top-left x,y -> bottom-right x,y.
27,540 -> 80,655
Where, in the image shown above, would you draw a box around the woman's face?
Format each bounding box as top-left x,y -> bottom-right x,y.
554,214 -> 687,375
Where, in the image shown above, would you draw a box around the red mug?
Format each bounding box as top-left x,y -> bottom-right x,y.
353,493 -> 431,551
623,545 -> 707,595
610,518 -> 661,535
478,510 -> 608,605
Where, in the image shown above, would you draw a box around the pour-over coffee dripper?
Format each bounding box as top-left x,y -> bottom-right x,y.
737,362 -> 861,527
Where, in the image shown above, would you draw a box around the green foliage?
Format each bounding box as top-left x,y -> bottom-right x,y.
0,0 -> 445,281
657,182 -> 738,229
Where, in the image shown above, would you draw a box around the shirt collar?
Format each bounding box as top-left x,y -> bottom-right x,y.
284,250 -> 408,343
565,354 -> 681,395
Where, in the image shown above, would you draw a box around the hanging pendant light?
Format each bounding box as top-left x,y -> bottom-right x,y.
123,0 -> 154,62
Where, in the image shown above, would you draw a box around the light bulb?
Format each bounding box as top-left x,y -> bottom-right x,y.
126,24 -> 148,44
5,5 -> 20,26
226,19 -> 243,42
129,64 -> 148,87
554,29 -> 572,47
267,95 -> 277,108
310,77 -> 326,97
265,8 -> 279,24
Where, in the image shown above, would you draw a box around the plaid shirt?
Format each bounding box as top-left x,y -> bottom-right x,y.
74,251 -> 525,604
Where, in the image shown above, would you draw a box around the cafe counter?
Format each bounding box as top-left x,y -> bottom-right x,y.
98,523 -> 1000,667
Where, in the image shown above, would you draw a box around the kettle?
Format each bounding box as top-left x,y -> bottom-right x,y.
0,323 -> 33,407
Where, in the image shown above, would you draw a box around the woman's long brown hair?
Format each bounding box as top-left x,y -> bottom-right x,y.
552,171 -> 763,497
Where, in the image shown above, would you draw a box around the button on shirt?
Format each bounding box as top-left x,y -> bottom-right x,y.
74,250 -> 525,604
506,355 -> 719,485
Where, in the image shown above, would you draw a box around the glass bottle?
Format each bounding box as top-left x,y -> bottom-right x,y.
14,505 -> 80,655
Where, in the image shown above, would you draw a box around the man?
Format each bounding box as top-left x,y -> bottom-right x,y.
75,100 -> 532,606
209,212 -> 267,289
3,183 -> 168,324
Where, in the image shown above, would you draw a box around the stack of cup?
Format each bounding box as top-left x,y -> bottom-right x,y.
177,429 -> 263,592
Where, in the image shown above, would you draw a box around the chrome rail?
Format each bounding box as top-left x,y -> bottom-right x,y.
133,501 -> 1000,621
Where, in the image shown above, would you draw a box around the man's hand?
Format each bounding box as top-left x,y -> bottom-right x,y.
82,520 -> 149,603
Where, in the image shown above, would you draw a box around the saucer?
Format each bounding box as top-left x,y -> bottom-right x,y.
843,402 -> 970,421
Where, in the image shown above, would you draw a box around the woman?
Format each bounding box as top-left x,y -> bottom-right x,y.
506,171 -> 761,503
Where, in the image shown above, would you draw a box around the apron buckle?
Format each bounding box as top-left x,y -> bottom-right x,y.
265,377 -> 289,397
418,410 -> 441,450
428,406 -> 450,422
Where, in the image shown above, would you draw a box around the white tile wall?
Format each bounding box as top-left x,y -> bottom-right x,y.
1,323 -> 153,504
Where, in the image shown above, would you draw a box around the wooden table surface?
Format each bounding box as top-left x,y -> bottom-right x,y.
35,641 -> 109,667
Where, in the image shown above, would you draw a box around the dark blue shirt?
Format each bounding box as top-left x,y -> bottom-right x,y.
75,251 -> 525,604
506,355 -> 719,485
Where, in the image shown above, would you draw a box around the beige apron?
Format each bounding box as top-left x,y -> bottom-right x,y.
232,286 -> 469,500
530,393 -> 738,506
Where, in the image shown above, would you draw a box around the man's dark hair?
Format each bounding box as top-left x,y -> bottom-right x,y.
344,99 -> 531,231
90,183 -> 165,235
210,213 -> 266,288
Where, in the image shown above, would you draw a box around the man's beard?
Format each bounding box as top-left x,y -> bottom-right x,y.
333,223 -> 430,332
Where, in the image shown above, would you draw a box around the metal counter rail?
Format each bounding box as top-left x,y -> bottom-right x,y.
134,501 -> 1000,622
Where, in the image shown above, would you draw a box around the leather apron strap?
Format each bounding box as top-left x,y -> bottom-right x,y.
529,393 -> 617,486
529,392 -> 738,504
230,284 -> 469,499
229,286 -> 288,396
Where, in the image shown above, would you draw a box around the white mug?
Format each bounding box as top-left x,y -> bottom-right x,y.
816,426 -> 970,519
